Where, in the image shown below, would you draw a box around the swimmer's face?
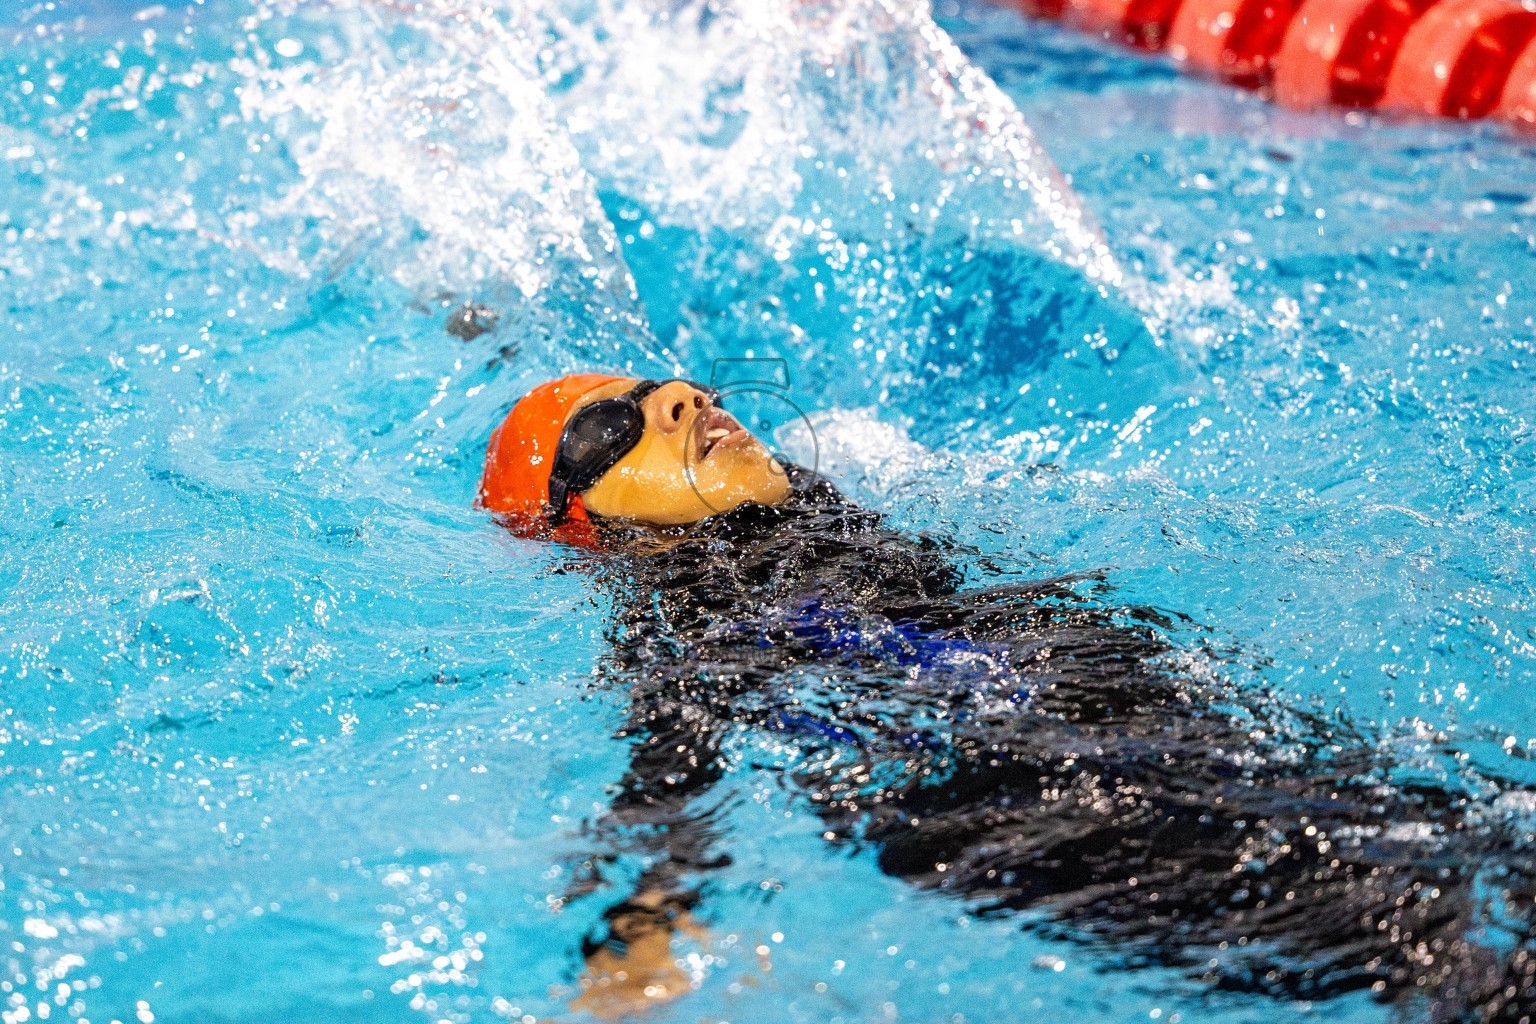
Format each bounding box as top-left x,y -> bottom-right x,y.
570,378 -> 791,526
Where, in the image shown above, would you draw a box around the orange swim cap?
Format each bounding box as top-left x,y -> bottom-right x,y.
478,373 -> 626,541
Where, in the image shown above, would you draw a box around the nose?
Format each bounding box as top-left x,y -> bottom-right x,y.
648,380 -> 711,435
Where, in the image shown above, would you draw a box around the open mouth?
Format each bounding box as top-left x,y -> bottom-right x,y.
693,404 -> 750,462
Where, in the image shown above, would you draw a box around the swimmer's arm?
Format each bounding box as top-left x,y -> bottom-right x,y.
562,687 -> 736,1016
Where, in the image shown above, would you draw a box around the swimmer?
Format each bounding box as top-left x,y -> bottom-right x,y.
478,373 -> 792,536
481,374 -> 1536,1022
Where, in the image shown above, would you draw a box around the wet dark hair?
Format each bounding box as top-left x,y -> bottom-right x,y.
572,468 -> 1536,1021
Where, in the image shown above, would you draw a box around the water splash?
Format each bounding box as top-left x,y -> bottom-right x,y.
231,0 -> 1161,395
543,0 -> 1117,280
5,1 -> 1535,1022
236,0 -> 651,365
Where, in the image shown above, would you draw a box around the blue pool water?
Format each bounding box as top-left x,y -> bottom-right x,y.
2,0 -> 1535,1022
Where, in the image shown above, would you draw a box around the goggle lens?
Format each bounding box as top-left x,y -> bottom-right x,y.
546,378 -> 718,525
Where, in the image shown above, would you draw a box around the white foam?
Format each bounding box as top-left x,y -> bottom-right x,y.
237,0 -> 635,310
779,406 -> 940,498
231,0 -> 1256,375
780,405 -> 1080,500
545,0 -> 1118,281
236,0 -> 1129,321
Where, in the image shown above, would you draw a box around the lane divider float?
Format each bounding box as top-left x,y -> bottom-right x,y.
1001,0 -> 1536,123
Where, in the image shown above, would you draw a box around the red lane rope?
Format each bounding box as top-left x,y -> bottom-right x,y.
1443,8 -> 1536,115
996,0 -> 1536,123
1501,35 -> 1536,122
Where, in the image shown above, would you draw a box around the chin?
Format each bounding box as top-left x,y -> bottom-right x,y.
696,460 -> 788,508
706,481 -> 790,513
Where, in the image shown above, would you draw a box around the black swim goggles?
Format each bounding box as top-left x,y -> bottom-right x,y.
546,378 -> 719,525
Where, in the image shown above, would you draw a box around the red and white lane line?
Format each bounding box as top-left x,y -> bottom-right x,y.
996,0 -> 1536,124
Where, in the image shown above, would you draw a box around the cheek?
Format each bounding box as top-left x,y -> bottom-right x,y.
599,446 -> 703,514
638,436 -> 693,485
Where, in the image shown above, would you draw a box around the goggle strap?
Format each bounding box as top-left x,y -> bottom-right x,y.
547,476 -> 572,526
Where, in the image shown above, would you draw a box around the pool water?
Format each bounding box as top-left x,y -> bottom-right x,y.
2,1 -> 1535,1023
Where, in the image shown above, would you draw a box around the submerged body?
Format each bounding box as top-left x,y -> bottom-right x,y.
578,471 -> 1536,1021
478,374 -> 1536,1019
